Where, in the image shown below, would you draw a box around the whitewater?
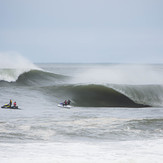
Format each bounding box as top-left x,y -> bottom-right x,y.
0,56 -> 163,162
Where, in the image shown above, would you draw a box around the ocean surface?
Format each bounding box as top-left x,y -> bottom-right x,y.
0,62 -> 163,163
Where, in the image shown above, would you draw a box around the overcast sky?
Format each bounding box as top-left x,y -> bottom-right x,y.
0,0 -> 163,63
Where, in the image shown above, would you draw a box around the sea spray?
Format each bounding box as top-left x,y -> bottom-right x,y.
0,52 -> 41,82
72,64 -> 163,85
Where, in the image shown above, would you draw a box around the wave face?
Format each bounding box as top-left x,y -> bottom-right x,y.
42,84 -> 163,107
43,84 -> 149,107
1,63 -> 163,107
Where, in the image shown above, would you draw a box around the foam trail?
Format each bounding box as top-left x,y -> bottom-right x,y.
0,52 -> 41,82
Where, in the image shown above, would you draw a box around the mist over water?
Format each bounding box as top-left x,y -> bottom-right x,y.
0,52 -> 40,82
72,64 -> 163,85
0,55 -> 163,162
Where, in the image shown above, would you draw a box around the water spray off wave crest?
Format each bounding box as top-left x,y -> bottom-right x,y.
0,52 -> 41,82
73,64 -> 163,85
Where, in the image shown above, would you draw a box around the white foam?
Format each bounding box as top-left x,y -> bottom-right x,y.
0,139 -> 163,163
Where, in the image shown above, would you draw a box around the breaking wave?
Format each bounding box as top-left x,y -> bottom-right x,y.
1,60 -> 163,108
1,69 -> 163,107
0,52 -> 41,82
0,69 -> 68,86
42,84 -> 163,107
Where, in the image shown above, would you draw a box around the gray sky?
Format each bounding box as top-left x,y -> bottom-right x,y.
0,0 -> 163,63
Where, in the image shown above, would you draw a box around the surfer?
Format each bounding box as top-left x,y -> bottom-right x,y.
62,99 -> 71,106
9,99 -> 12,107
14,101 -> 17,107
63,100 -> 67,106
67,99 -> 71,105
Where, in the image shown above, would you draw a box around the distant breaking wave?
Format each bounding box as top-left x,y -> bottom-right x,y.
0,68 -> 33,82
17,70 -> 68,86
0,69 -> 68,86
0,52 -> 41,82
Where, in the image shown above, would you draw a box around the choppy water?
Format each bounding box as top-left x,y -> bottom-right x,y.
0,63 -> 163,162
